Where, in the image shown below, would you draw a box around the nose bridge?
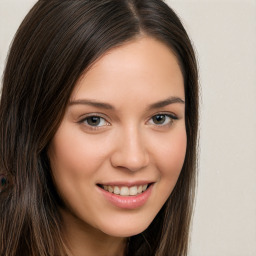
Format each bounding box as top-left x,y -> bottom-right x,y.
110,123 -> 149,171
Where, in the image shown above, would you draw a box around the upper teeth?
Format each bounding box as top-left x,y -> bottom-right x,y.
103,184 -> 148,196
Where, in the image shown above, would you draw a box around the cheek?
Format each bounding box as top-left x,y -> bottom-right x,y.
47,128 -> 101,206
49,127 -> 106,179
47,126 -> 110,216
155,127 -> 187,185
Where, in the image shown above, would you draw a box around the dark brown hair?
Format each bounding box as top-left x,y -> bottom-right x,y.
0,0 -> 198,255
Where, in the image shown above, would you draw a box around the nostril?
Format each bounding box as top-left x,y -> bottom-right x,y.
110,151 -> 149,172
110,131 -> 149,171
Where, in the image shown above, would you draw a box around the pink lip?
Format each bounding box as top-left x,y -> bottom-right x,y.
97,184 -> 153,209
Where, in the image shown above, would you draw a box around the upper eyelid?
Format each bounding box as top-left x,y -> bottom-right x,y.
147,112 -> 178,121
151,113 -> 176,120
148,116 -> 179,132
78,113 -> 110,122
79,115 -> 110,130
145,114 -> 178,128
77,111 -> 179,124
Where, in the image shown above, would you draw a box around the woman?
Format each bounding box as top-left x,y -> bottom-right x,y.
0,0 -> 199,255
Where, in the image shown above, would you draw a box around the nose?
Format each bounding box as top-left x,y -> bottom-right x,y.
110,126 -> 149,172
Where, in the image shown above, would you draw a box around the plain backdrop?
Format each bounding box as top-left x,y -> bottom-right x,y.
0,1 -> 256,255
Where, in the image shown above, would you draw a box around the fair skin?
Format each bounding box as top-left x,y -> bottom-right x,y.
48,36 -> 186,256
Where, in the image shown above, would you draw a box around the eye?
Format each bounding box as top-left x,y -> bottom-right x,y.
148,114 -> 177,126
81,115 -> 109,127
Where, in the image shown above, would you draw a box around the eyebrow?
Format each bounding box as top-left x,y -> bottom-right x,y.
69,99 -> 114,109
147,96 -> 185,110
68,96 -> 185,110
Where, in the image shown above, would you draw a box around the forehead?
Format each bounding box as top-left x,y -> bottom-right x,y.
71,36 -> 184,103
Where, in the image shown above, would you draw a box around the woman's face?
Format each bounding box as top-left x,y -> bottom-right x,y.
48,36 -> 186,238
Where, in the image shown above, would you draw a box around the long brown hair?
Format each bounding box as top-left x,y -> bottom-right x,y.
0,1 -> 199,255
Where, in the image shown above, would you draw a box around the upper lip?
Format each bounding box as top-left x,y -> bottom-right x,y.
97,181 -> 154,187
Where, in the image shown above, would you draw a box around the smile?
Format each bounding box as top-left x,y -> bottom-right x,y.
99,184 -> 149,196
97,183 -> 154,209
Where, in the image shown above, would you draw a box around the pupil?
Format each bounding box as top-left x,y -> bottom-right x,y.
88,117 -> 100,126
153,115 -> 165,124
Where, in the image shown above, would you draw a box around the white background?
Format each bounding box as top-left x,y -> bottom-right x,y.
0,0 -> 256,255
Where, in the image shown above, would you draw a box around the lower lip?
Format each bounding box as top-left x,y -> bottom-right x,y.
98,184 -> 153,209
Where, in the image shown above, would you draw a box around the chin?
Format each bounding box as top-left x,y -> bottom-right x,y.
99,217 -> 153,238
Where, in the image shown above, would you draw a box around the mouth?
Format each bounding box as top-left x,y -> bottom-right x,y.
97,182 -> 154,209
97,183 -> 152,196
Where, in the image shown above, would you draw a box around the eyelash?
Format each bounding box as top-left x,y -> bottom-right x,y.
147,113 -> 178,127
78,114 -> 110,131
78,112 -> 178,131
